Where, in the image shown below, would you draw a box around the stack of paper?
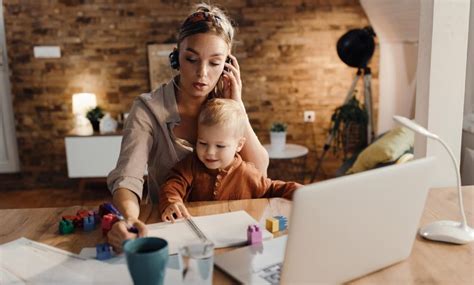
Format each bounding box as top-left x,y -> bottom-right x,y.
0,238 -> 132,284
0,211 -> 271,284
147,210 -> 273,254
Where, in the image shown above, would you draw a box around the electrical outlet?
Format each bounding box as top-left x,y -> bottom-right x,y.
304,111 -> 316,122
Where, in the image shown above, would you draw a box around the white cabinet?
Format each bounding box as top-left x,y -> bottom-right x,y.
65,134 -> 122,178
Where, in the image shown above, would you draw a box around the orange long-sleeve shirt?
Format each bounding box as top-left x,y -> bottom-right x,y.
158,153 -> 302,214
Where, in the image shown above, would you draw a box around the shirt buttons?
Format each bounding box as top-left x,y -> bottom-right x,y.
216,175 -> 222,180
213,191 -> 217,195
215,181 -> 220,187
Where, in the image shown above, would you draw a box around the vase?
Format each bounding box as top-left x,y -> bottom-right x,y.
270,131 -> 286,151
100,113 -> 118,134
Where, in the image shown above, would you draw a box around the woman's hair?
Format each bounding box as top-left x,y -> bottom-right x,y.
178,3 -> 235,48
198,98 -> 246,137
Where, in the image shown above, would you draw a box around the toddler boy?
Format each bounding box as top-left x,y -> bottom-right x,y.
159,98 -> 302,222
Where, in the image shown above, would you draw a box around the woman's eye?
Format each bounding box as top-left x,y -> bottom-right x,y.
210,62 -> 220,66
186,58 -> 197,63
198,141 -> 207,146
217,145 -> 226,148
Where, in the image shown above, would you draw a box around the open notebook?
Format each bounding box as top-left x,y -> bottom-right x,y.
148,210 -> 273,254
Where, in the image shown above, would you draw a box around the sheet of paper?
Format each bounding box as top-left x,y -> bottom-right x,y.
0,238 -> 132,284
147,210 -> 273,254
79,247 -> 183,284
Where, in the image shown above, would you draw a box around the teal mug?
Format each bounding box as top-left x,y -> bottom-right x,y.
123,237 -> 169,285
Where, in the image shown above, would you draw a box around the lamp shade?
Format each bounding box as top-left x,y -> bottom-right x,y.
72,93 -> 97,116
392,115 -> 438,139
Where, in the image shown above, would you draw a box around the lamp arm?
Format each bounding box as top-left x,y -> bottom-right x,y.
434,136 -> 469,229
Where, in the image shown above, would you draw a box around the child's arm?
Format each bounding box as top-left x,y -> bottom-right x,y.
161,201 -> 190,222
261,178 -> 303,200
158,155 -> 195,221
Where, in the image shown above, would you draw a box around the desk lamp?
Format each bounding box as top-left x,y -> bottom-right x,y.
393,115 -> 474,244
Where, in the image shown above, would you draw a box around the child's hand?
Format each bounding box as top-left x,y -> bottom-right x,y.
161,202 -> 191,223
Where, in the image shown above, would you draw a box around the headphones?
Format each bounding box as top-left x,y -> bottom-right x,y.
169,48 -> 180,70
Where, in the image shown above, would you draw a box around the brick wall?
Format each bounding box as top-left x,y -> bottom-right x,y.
1,0 -> 378,189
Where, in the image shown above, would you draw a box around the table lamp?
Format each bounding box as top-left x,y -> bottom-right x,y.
72,93 -> 96,136
393,115 -> 474,244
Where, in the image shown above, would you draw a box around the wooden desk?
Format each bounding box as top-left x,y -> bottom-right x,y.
0,187 -> 473,284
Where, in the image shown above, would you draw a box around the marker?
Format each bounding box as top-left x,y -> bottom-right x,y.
103,202 -> 139,234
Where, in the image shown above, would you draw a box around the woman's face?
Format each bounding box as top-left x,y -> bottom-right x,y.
178,33 -> 230,98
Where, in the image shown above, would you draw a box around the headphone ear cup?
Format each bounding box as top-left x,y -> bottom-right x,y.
169,49 -> 180,70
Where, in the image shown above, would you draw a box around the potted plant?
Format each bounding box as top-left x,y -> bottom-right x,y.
329,96 -> 368,159
270,122 -> 288,151
86,106 -> 105,132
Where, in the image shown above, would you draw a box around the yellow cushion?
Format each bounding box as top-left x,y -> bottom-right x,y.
347,127 -> 414,174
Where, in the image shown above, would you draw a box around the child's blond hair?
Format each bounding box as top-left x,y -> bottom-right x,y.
198,98 -> 247,137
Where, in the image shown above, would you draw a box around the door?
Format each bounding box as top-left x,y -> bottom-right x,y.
0,1 -> 19,173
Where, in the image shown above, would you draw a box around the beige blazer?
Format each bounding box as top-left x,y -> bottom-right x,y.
107,79 -> 193,202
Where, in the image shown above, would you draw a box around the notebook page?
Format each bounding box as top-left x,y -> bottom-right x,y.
194,210 -> 273,247
147,210 -> 273,254
147,219 -> 201,254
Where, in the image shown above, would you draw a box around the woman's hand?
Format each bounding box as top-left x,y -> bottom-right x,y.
107,217 -> 148,253
222,54 -> 243,104
161,202 -> 191,223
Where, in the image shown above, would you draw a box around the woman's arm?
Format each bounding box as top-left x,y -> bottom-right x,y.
106,98 -> 155,252
113,188 -> 141,220
223,54 -> 270,175
107,188 -> 148,253
239,120 -> 269,176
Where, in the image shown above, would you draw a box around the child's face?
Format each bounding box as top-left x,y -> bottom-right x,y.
196,123 -> 245,170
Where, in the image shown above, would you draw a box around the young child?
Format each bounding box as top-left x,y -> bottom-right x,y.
158,98 -> 302,222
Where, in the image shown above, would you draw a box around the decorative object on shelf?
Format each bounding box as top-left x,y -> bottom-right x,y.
269,122 -> 287,152
393,115 -> 474,245
86,106 -> 105,132
72,93 -> 97,136
99,113 -> 118,134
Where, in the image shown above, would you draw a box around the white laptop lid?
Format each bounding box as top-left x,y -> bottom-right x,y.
281,157 -> 436,284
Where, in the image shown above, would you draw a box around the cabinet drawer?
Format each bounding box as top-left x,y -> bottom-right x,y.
65,136 -> 122,178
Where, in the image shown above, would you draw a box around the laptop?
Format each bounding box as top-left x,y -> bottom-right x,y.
214,157 -> 435,284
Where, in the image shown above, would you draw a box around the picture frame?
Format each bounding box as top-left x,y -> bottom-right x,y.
147,43 -> 176,91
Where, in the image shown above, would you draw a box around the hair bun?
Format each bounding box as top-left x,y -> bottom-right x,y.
178,2 -> 234,44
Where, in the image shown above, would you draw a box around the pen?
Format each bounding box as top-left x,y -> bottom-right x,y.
184,217 -> 212,243
103,202 -> 139,234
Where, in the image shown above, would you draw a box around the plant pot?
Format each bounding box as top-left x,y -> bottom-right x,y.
90,120 -> 100,132
270,131 -> 286,151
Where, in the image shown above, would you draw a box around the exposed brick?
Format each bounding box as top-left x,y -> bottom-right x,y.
2,0 -> 378,189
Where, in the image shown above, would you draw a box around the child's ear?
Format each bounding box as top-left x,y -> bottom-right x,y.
236,137 -> 246,152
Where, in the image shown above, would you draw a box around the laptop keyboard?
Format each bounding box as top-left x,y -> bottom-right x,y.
258,262 -> 283,284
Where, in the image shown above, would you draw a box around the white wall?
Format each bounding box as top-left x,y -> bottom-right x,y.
0,1 -> 19,173
415,0 -> 470,187
360,0 -> 420,134
377,43 -> 418,133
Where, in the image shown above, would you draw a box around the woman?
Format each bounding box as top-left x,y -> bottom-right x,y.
106,3 -> 269,251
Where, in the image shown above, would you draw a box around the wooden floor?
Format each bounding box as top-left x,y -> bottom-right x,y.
0,181 -> 112,209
